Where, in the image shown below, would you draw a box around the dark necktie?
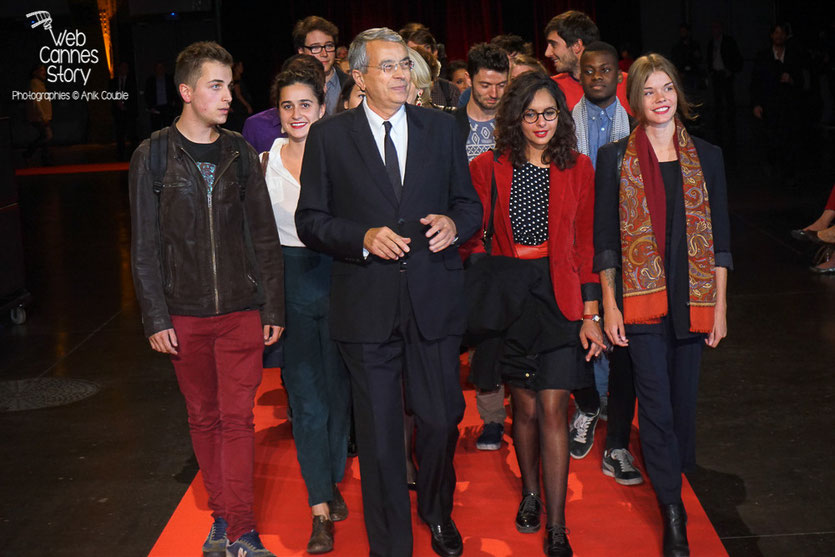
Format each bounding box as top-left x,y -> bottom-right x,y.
383,121 -> 402,202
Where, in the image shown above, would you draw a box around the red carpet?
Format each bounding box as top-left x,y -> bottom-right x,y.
149,363 -> 727,556
14,162 -> 130,176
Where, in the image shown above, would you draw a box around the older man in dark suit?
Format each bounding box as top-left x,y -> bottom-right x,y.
296,27 -> 481,557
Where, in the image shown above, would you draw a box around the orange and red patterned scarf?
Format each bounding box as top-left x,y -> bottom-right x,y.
618,119 -> 716,333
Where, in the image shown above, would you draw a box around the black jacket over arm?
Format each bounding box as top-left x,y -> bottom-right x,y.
295,104 -> 482,343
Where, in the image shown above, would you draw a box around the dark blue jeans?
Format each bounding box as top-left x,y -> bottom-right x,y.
282,246 -> 351,506
627,320 -> 703,506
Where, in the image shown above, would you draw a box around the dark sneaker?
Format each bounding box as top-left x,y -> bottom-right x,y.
202,517 -> 228,556
226,530 -> 275,557
602,448 -> 644,486
329,484 -> 348,522
544,524 -> 573,556
475,422 -> 504,451
569,408 -> 599,459
306,515 -> 334,554
515,492 -> 542,533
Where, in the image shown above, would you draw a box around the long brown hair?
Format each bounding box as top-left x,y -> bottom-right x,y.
626,53 -> 697,123
494,71 -> 577,169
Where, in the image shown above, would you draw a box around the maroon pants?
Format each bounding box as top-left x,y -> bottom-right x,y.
826,184 -> 835,212
170,310 -> 264,542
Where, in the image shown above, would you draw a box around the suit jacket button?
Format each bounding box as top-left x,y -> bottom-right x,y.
397,218 -> 405,225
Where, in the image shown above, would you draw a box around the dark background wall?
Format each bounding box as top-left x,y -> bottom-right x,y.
1,0 -> 833,147
215,0 -> 623,112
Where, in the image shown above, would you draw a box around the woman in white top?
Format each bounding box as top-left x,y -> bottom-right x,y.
262,68 -> 350,555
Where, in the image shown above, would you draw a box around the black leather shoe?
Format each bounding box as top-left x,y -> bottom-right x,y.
428,518 -> 463,557
515,492 -> 542,533
661,503 -> 689,557
544,524 -> 572,556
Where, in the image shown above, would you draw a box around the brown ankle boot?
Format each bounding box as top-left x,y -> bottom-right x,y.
306,515 -> 334,554
329,484 -> 348,522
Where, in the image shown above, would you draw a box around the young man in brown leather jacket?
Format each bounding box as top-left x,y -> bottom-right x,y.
129,41 -> 284,557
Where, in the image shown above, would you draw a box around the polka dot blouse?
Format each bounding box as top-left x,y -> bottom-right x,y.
509,162 -> 550,245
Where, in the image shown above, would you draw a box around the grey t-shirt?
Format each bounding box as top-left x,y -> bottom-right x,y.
466,117 -> 496,162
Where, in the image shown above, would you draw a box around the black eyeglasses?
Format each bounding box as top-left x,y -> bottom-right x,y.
522,107 -> 559,123
365,59 -> 414,74
303,43 -> 336,54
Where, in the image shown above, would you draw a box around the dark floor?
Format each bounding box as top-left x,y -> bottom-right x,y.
1,111 -> 834,557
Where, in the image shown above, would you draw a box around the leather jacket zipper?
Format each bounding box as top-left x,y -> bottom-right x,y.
178,146 -> 240,314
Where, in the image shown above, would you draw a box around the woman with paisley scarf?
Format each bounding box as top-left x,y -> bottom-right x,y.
593,53 -> 731,557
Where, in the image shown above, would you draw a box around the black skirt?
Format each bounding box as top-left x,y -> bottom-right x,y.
467,256 -> 591,392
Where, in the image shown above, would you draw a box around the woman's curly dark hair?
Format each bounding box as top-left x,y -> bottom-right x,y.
494,71 -> 577,170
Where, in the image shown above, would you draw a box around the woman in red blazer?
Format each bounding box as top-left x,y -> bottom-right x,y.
464,71 -> 605,557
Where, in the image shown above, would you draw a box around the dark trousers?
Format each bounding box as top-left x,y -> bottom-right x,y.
338,276 -> 465,557
604,346 -> 637,450
23,121 -> 51,163
762,101 -> 800,181
573,360 -> 599,414
573,384 -> 599,413
627,322 -> 703,505
282,247 -> 351,506
113,109 -> 136,159
169,310 -> 264,541
711,71 -> 736,120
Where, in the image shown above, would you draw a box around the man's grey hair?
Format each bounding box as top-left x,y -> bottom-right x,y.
348,27 -> 406,72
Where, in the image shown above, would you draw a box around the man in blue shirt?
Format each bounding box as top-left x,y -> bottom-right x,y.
569,41 -> 644,489
572,41 -> 631,168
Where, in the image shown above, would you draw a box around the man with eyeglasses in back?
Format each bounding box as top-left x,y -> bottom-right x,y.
296,27 -> 482,557
293,16 -> 348,115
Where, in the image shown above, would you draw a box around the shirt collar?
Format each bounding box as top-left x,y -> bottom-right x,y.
362,99 -> 407,130
267,138 -> 295,180
582,96 -> 618,120
325,74 -> 339,91
603,98 -> 618,119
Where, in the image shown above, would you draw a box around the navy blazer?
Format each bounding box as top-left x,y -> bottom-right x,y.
453,106 -> 470,145
295,103 -> 482,343
593,135 -> 732,338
